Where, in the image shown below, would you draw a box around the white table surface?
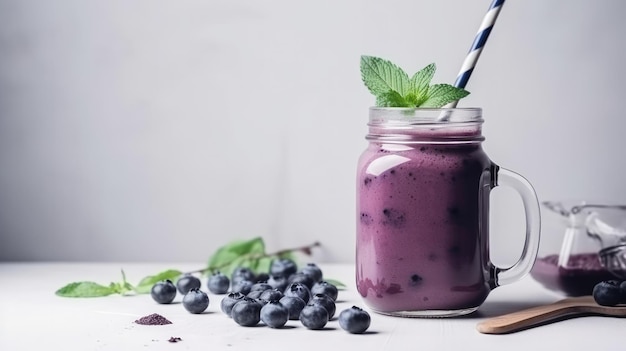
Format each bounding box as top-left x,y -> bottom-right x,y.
0,262 -> 623,351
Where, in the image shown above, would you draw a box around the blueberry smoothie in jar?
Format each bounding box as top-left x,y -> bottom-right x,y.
356,108 -> 494,316
356,57 -> 541,317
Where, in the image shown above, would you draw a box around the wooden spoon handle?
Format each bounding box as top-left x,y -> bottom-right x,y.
476,301 -> 584,334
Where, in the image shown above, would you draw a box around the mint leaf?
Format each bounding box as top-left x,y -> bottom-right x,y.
207,237 -> 267,276
55,281 -> 116,297
360,56 -> 470,107
376,90 -> 410,107
134,269 -> 182,294
410,63 -> 436,104
360,56 -> 410,97
120,269 -> 134,293
55,240 -> 320,298
420,84 -> 470,108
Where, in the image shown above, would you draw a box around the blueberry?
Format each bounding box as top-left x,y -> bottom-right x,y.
182,288 -> 209,314
338,306 -> 371,334
593,280 -> 622,306
270,258 -> 298,278
176,274 -> 202,295
255,273 -> 270,283
207,272 -> 230,294
283,282 -> 311,303
259,288 -> 284,302
288,273 -> 315,289
260,301 -> 289,328
299,304 -> 329,330
309,293 -> 336,320
231,280 -> 254,295
300,263 -> 323,282
279,295 -> 306,320
220,292 -> 245,317
311,281 -> 339,301
231,267 -> 256,286
246,290 -> 264,300
267,275 -> 289,292
250,282 -> 273,293
231,298 -> 262,327
151,280 -> 177,304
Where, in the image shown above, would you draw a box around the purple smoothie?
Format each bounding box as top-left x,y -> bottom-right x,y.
356,137 -> 493,313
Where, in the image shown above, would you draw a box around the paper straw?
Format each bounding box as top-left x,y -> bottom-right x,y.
440,0 -> 506,117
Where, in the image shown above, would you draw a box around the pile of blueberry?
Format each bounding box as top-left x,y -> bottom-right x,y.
593,280 -> 626,306
150,259 -> 371,334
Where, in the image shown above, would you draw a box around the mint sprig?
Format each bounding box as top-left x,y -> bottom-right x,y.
360,55 -> 469,108
55,269 -> 136,297
54,238 -> 344,298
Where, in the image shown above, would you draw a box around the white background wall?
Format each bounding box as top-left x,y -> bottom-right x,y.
1,0 -> 625,264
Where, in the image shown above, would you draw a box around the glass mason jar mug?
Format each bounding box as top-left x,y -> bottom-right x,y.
355,107 -> 541,317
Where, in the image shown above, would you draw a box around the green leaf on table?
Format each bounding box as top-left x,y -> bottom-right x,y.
55,281 -> 117,297
247,256 -> 274,275
134,269 -> 182,294
120,269 -> 135,294
206,237 -> 267,276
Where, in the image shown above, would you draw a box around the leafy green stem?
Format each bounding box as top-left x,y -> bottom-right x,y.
185,241 -> 321,275
55,238 -> 326,297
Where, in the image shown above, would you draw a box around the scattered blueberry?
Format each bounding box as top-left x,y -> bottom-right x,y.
259,288 -> 284,302
176,274 -> 202,295
260,301 -> 289,328
620,281 -> 626,301
338,306 -> 371,334
288,273 -> 315,289
232,280 -> 254,295
231,298 -> 262,327
270,258 -> 298,278
299,304 -> 329,330
246,290 -> 264,300
311,281 -> 338,301
182,288 -> 209,314
151,280 -> 177,304
301,263 -> 323,282
231,267 -> 256,286
250,282 -> 273,293
309,293 -> 336,320
220,292 -> 245,317
283,282 -> 311,303
593,280 -> 622,306
255,273 -> 270,283
267,275 -> 289,292
207,272 -> 230,294
279,295 -> 306,320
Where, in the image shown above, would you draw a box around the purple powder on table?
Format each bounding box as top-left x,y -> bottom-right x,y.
134,313 -> 172,325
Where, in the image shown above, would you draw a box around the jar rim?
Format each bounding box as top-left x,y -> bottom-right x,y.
369,107 -> 483,125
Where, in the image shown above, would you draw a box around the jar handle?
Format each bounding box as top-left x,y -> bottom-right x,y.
491,166 -> 542,287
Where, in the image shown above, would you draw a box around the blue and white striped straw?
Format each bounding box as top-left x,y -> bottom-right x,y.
444,0 -> 506,110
